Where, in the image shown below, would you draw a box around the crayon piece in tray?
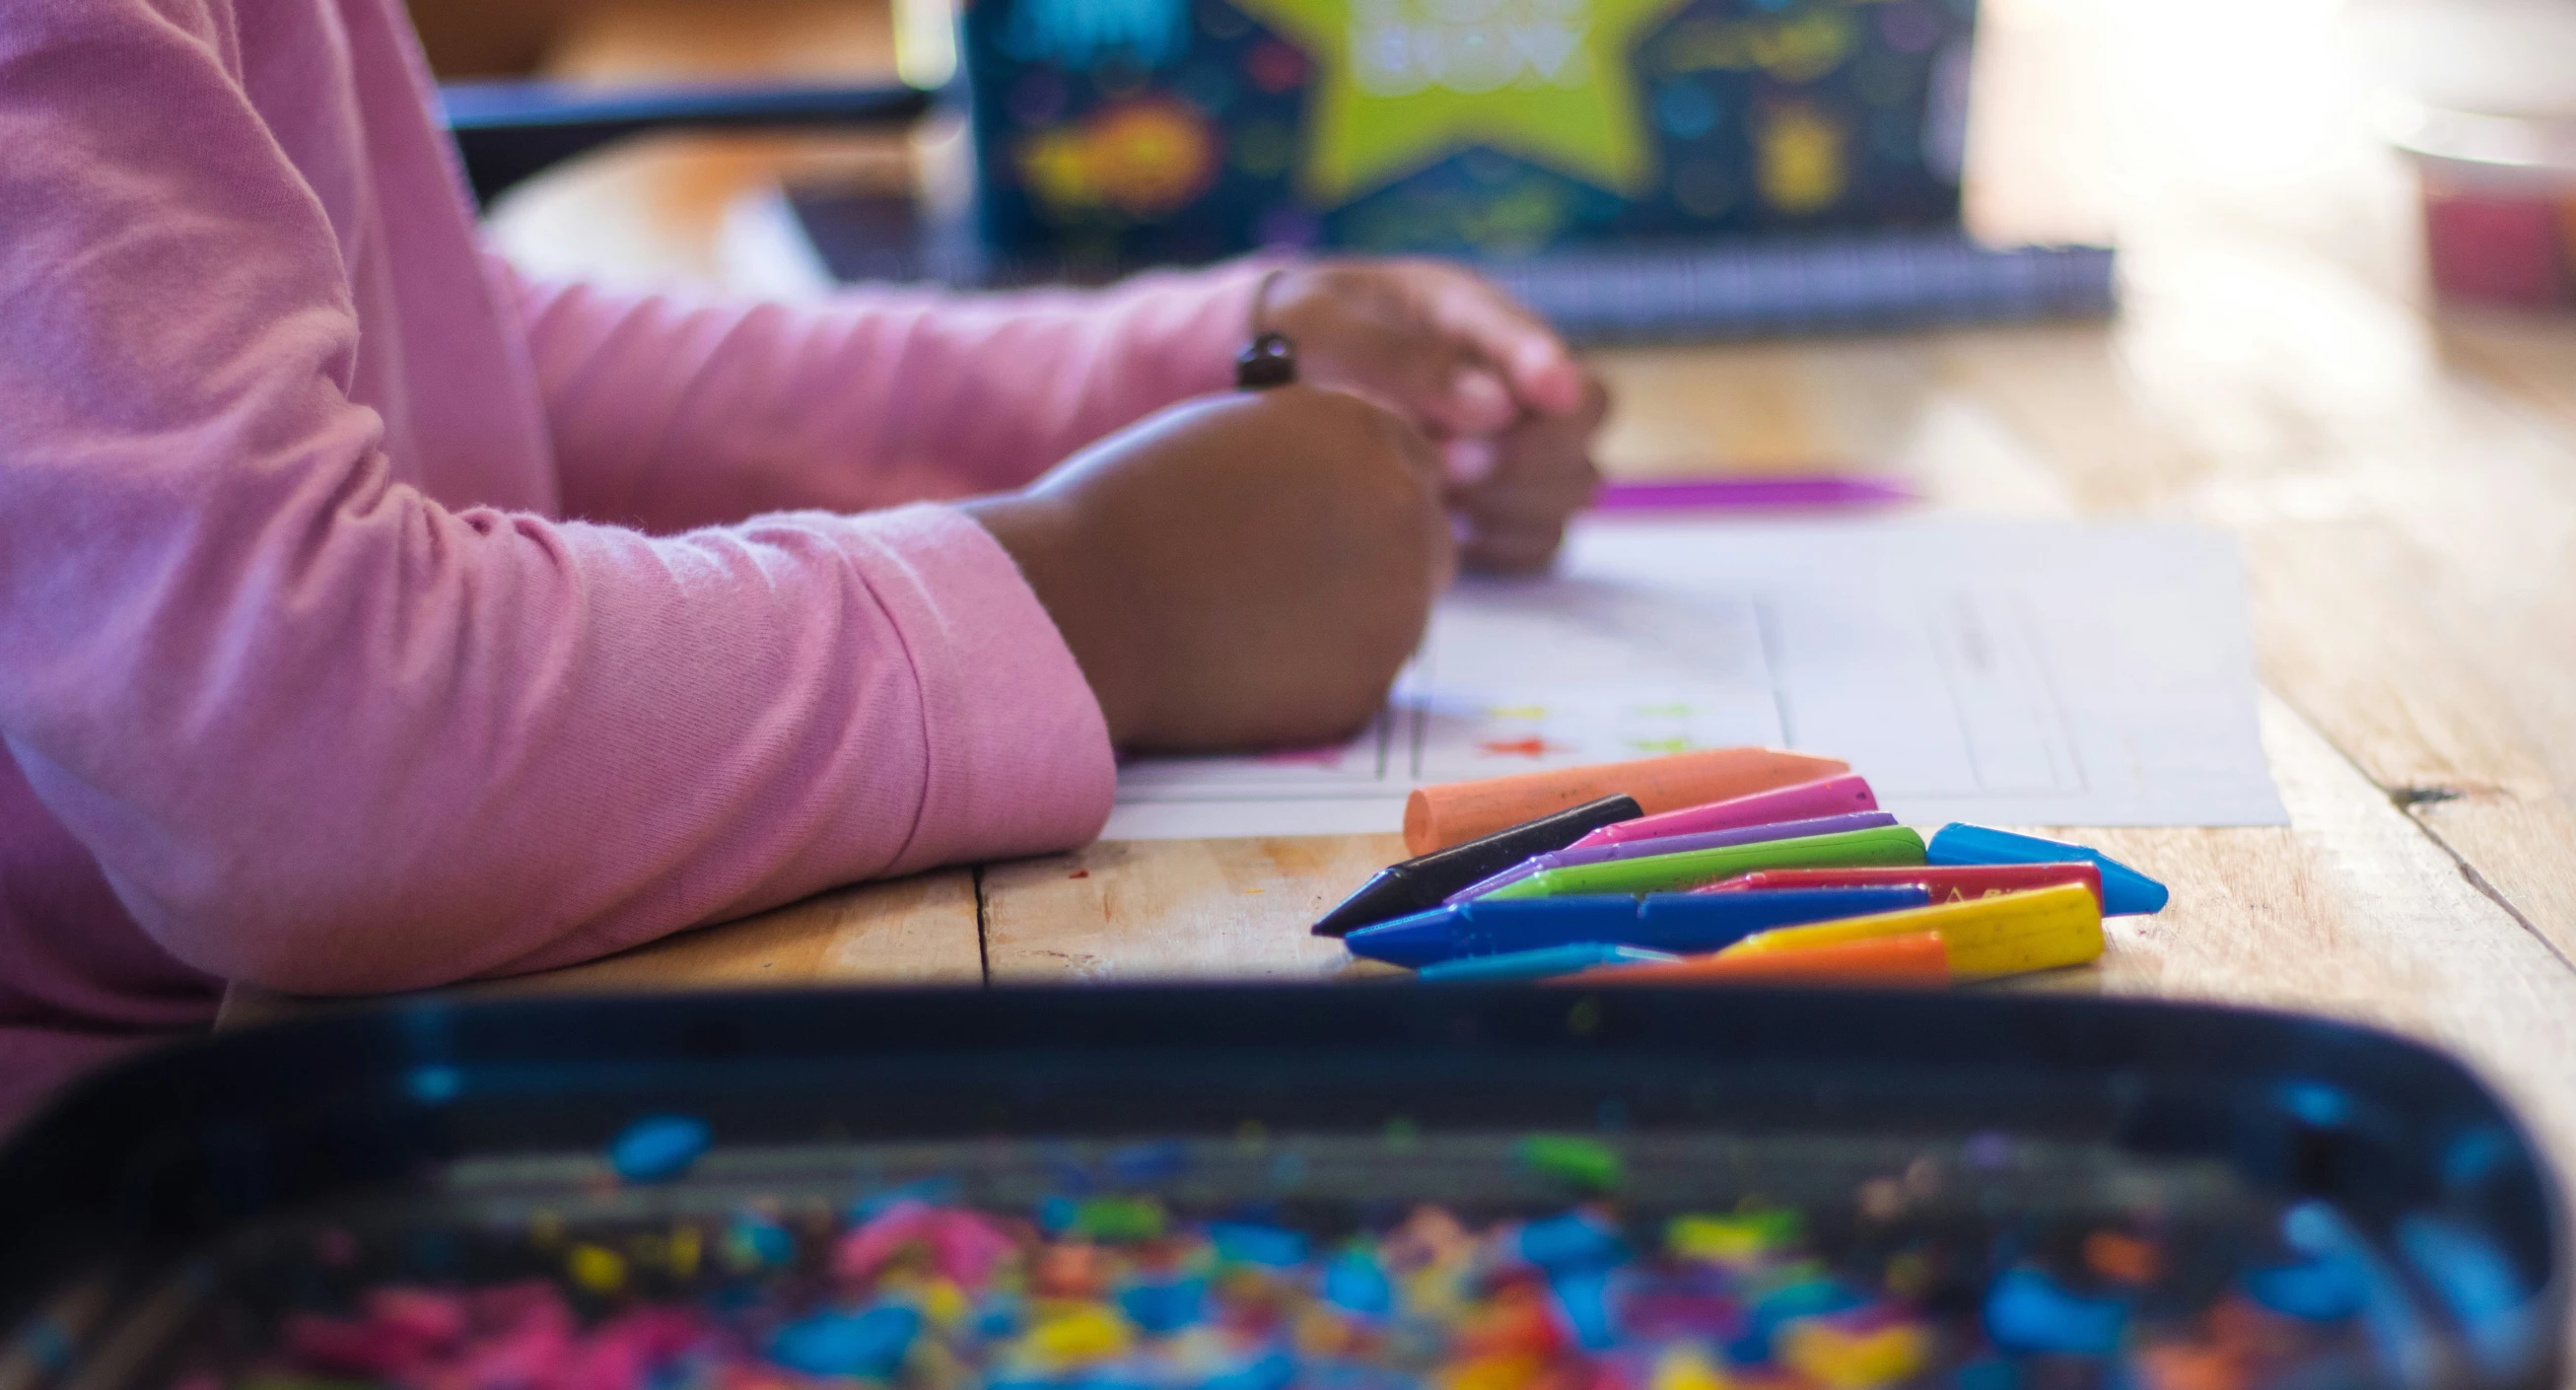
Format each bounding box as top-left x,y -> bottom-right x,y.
1448,810 -> 1898,903
1417,942 -> 1679,982
1479,825 -> 1926,900
1343,886 -> 1928,969
1311,794 -> 1641,938
1927,823 -> 2171,915
1722,882 -> 2104,979
1574,931 -> 1952,987
1402,746 -> 1849,856
1698,862 -> 2107,909
1566,773 -> 1877,850
1591,475 -> 1921,513
169,1130 -> 2398,1390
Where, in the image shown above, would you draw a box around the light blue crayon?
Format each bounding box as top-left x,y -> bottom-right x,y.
1926,823 -> 2169,915
1418,943 -> 1678,982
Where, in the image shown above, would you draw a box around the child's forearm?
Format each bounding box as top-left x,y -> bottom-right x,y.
507,258 -> 1278,528
9,488 -> 1115,994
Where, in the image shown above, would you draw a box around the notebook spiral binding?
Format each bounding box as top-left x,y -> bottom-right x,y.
783,187 -> 2118,346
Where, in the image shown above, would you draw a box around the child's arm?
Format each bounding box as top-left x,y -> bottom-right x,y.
505,262 -> 1273,531
0,1 -> 1441,996
506,261 -> 1605,571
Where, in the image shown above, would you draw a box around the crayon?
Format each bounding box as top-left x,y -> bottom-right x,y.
1447,811 -> 1898,903
1717,883 -> 2103,979
1478,825 -> 1925,901
1311,795 -> 1641,937
1402,747 -> 1850,856
1695,863 -> 2105,908
1564,774 -> 1878,850
1343,886 -> 1928,969
1417,943 -> 1679,982
1925,824 -> 2169,915
1570,932 -> 1950,986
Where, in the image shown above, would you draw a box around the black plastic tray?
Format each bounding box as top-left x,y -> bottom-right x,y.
0,985 -> 2559,1388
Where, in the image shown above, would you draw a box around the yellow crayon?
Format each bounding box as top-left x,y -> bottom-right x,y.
1715,882 -> 2102,979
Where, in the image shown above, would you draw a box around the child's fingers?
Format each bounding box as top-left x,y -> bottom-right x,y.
1450,473 -> 1599,538
1417,265 -> 1587,417
1451,388 -> 1605,512
1444,399 -> 1602,574
1312,309 -> 1522,439
1449,461 -> 1599,571
1458,517 -> 1569,575
1441,437 -> 1499,486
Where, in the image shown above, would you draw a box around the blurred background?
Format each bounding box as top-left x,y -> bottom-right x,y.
412,0 -> 2576,475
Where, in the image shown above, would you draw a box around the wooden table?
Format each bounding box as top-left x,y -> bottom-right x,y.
234,0 -> 2576,1189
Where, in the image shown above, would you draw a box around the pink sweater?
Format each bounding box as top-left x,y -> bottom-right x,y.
0,0 -> 1259,1125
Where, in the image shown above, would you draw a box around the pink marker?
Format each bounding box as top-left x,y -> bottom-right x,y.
1565,774 -> 1876,851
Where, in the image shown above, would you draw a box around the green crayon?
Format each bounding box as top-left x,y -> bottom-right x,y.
1478,825 -> 1925,900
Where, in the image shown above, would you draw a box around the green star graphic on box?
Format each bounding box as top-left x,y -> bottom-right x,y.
959,0 -> 1979,265
1232,0 -> 1694,203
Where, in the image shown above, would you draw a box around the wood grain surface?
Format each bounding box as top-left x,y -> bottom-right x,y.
218,870 -> 982,1028
982,837 -> 1407,983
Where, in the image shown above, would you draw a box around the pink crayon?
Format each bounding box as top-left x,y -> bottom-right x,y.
1564,774 -> 1876,851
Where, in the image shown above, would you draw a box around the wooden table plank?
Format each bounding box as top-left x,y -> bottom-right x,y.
982,836 -> 1403,982
218,870 -> 982,1028
1936,0 -> 2576,997
2447,315 -> 2576,437
1933,261 -> 2576,966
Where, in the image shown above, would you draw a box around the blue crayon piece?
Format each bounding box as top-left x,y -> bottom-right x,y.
1418,943 -> 1678,982
608,1113 -> 712,1183
1926,823 -> 2170,915
1344,886 -> 1928,969
1984,1267 -> 2126,1355
1322,1253 -> 1394,1316
1446,810 -> 1900,904
770,1304 -> 920,1377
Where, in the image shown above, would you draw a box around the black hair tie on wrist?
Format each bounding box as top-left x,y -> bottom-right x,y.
1235,330 -> 1296,389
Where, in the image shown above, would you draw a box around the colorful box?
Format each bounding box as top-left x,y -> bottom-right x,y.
961,0 -> 1978,267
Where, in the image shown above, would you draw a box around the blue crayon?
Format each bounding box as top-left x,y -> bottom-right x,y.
1344,886 -> 1928,969
608,1114 -> 711,1183
1984,1267 -> 2126,1355
1418,943 -> 1679,982
1445,811 -> 1900,904
1925,823 -> 2170,915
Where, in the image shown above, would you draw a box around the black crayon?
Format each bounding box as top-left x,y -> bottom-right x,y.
1311,794 -> 1642,937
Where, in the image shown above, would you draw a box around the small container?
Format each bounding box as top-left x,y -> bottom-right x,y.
2346,0 -> 2576,310
2390,104 -> 2576,308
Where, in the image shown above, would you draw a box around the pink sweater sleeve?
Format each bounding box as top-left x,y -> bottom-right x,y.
506,262 -> 1273,532
0,0 -> 1113,994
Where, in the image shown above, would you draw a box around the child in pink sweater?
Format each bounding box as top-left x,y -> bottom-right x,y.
0,0 -> 1604,1126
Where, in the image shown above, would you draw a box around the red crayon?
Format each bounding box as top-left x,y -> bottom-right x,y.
1694,863 -> 2104,908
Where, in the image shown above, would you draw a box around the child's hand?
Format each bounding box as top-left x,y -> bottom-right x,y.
964,386 -> 1453,753
1263,260 -> 1607,573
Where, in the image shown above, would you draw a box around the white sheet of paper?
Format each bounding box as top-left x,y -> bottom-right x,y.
1102,517 -> 2288,839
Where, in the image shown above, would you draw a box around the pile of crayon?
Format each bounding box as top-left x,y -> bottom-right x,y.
169,1153 -> 2383,1390
1315,749 -> 2170,985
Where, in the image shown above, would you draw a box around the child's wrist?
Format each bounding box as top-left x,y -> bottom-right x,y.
957,494 -> 1152,749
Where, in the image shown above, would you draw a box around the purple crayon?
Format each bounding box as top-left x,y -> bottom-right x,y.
1445,810 -> 1901,904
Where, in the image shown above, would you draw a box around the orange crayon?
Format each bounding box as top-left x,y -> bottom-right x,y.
1402,747 -> 1850,857
1569,931 -> 1950,987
